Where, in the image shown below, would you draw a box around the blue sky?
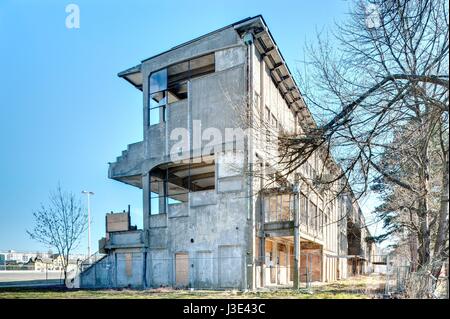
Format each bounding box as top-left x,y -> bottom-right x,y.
0,0 -> 383,254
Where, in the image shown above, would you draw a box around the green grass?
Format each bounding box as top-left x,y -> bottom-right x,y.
0,275 -> 384,299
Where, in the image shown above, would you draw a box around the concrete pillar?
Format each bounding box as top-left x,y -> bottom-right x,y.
142,173 -> 150,232
293,188 -> 300,289
142,173 -> 150,288
158,181 -> 166,214
244,31 -> 255,291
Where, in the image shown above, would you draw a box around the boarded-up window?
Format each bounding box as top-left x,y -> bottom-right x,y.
175,253 -> 189,287
125,253 -> 132,277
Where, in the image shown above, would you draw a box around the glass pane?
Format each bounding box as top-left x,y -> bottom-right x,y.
150,194 -> 160,215
149,91 -> 166,125
149,69 -> 167,94
149,107 -> 160,126
150,91 -> 166,108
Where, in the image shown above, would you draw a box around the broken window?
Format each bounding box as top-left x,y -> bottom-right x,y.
149,69 -> 168,126
149,157 -> 215,215
148,53 -> 215,126
167,61 -> 188,104
263,193 -> 294,223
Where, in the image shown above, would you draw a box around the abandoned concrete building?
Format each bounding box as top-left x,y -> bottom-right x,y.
79,15 -> 378,290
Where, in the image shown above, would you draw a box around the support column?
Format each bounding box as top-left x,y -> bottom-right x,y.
293,186 -> 300,289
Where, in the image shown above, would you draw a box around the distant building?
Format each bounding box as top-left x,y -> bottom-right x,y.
0,250 -> 51,264
0,250 -> 86,266
0,253 -> 5,270
25,257 -> 54,271
22,255 -> 81,271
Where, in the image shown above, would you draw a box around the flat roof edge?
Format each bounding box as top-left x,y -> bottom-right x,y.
140,15 -> 262,63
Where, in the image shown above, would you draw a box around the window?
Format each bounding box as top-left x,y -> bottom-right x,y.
167,61 -> 188,104
148,53 -> 215,126
309,201 -> 317,231
264,194 -> 294,222
149,158 -> 215,215
265,106 -> 271,143
149,69 -> 167,126
271,115 -> 277,128
300,193 -> 308,225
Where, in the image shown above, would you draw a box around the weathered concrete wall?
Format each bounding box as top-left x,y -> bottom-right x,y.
80,232 -> 146,289
80,255 -> 113,288
145,152 -> 248,289
109,27 -> 246,183
108,231 -> 144,248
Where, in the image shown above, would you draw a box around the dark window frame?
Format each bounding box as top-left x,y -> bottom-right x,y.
148,53 -> 215,126
149,159 -> 216,215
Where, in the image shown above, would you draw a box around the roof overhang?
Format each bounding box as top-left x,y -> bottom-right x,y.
118,64 -> 143,91
234,16 -> 317,130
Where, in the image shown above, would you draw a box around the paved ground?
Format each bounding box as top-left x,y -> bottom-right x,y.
0,274 -> 386,299
0,271 -> 64,288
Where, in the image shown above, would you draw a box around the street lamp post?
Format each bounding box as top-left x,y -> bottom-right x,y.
81,191 -> 94,262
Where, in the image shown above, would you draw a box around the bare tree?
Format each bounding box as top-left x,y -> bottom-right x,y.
27,185 -> 88,284
233,0 -> 448,297
288,0 -> 448,296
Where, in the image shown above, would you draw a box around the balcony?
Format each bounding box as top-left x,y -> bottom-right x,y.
262,192 -> 323,240
108,141 -> 144,187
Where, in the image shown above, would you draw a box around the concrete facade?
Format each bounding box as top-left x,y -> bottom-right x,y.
79,16 -> 376,290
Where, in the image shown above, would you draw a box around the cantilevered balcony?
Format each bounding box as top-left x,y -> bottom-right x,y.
108,141 -> 144,188
262,191 -> 323,240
